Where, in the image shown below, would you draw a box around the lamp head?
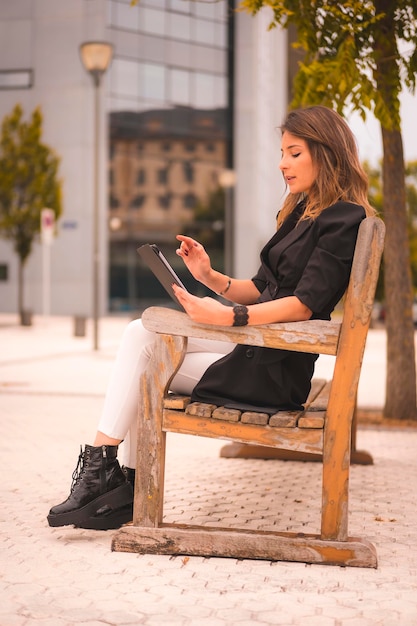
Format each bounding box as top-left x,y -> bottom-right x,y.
80,41 -> 114,86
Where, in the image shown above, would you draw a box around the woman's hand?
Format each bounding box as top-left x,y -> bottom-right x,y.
175,235 -> 212,284
173,285 -> 232,326
175,233 -> 262,305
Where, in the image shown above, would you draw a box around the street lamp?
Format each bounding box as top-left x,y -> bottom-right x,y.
79,41 -> 114,350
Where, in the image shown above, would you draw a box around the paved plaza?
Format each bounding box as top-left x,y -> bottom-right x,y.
1,313 -> 417,625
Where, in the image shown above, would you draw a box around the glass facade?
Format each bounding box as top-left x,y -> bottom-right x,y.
106,0 -> 232,312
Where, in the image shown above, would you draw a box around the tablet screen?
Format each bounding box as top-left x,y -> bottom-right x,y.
137,244 -> 187,306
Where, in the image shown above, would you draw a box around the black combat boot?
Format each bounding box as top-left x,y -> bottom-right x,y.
47,444 -> 133,529
122,466 -> 135,491
77,466 -> 137,530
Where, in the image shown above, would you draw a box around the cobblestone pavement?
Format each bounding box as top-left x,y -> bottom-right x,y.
1,314 -> 417,626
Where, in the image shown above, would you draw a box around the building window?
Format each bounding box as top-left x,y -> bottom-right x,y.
168,12 -> 191,41
0,264 -> 8,280
170,0 -> 191,14
142,6 -> 166,36
110,194 -> 119,209
185,143 -> 195,153
157,168 -> 168,185
112,1 -> 140,31
137,168 -> 146,185
183,193 -> 196,209
193,0 -> 222,19
158,193 -> 172,209
194,72 -> 227,109
110,58 -> 166,102
111,58 -> 139,98
194,18 -> 216,46
183,161 -> 194,183
131,194 -> 145,208
142,62 -> 166,100
170,68 -> 190,106
108,0 -> 227,48
0,69 -> 33,90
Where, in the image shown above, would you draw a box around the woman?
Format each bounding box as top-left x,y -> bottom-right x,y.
47,105 -> 375,531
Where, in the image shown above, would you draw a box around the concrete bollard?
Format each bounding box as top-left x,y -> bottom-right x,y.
74,315 -> 87,337
20,310 -> 33,326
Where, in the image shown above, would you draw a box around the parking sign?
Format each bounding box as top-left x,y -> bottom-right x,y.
41,208 -> 55,245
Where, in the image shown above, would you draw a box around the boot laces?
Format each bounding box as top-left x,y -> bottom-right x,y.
71,446 -> 87,491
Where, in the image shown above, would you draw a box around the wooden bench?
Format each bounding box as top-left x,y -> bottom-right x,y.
112,216 -> 385,568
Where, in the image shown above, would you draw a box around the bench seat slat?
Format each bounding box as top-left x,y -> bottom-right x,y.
269,413 -> 299,427
165,375 -> 331,431
298,414 -> 325,429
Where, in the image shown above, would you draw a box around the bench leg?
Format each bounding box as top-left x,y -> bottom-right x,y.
219,443 -> 373,464
131,334 -> 187,528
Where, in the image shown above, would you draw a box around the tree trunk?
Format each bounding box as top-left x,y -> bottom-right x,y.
373,0 -> 417,420
381,127 -> 417,419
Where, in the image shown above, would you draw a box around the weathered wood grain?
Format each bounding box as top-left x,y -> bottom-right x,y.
164,394 -> 191,410
321,218 -> 385,541
112,525 -> 377,568
162,409 -> 324,454
142,308 -> 341,355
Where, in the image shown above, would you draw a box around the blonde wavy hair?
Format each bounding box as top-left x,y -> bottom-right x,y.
277,106 -> 375,227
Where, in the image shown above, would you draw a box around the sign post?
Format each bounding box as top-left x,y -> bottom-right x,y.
41,208 -> 55,316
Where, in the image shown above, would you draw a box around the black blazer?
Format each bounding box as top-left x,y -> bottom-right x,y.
191,201 -> 366,411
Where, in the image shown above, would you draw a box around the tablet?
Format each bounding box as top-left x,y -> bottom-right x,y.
137,243 -> 188,306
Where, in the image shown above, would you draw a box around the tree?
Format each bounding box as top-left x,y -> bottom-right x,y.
406,161 -> 417,289
0,104 -> 62,321
365,159 -> 417,301
242,0 -> 417,420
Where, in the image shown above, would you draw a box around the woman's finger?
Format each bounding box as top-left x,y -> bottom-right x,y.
176,234 -> 196,247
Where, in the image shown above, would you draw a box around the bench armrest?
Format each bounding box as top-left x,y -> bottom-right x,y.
141,307 -> 340,356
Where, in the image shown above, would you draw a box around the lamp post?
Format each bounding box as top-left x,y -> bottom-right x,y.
79,41 -> 113,350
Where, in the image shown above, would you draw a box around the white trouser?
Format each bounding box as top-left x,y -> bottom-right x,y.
97,318 -> 234,468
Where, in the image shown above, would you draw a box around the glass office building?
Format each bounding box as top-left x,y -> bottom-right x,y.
0,1 -> 287,318
106,0 -> 233,312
